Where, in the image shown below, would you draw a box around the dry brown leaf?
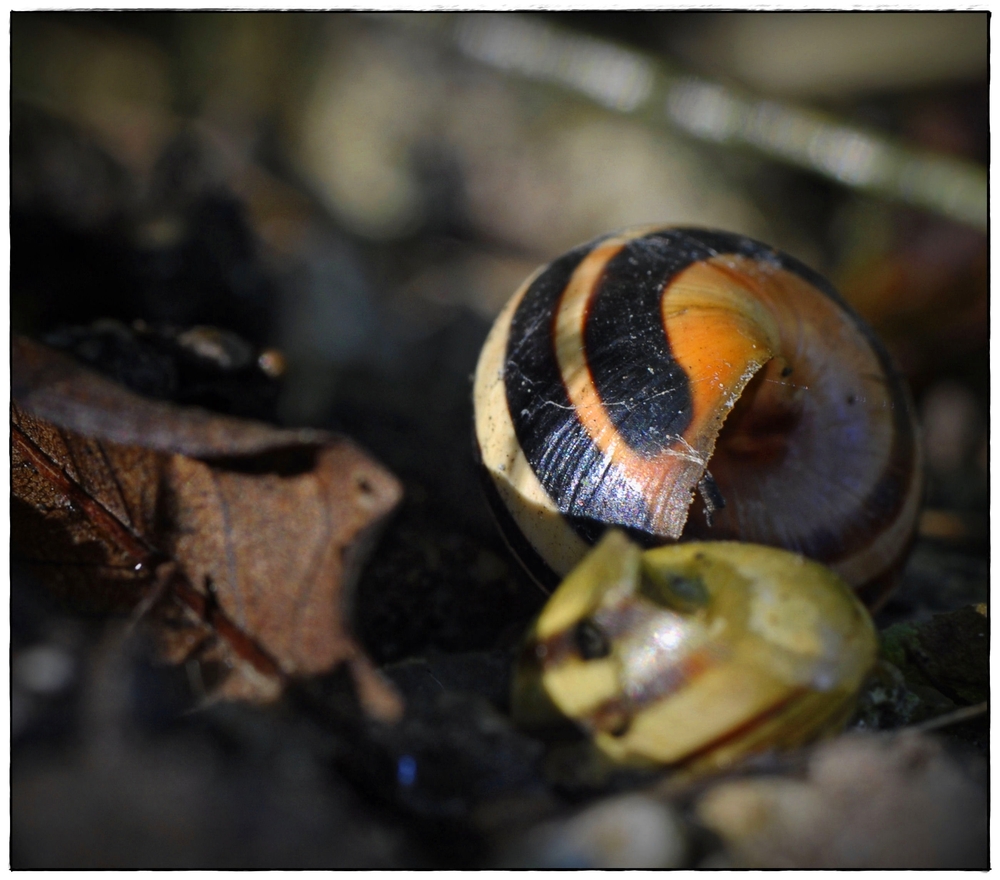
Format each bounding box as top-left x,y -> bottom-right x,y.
12,335 -> 403,719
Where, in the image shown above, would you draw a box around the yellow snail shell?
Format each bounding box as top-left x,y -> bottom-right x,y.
512,530 -> 878,774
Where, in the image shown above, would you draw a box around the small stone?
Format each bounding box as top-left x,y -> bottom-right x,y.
696,731 -> 987,869
920,381 -> 982,473
500,793 -> 687,869
13,645 -> 76,695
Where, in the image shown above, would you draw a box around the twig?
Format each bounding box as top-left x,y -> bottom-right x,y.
386,13 -> 987,231
909,701 -> 988,734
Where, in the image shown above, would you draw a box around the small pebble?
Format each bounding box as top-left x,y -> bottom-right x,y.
13,645 -> 76,695
921,381 -> 982,472
696,731 -> 987,869
500,793 -> 687,869
176,326 -> 254,371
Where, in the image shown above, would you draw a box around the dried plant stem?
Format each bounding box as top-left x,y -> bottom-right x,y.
13,423 -> 153,561
910,702 -> 988,734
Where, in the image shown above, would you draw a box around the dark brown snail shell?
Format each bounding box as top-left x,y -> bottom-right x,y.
473,227 -> 922,608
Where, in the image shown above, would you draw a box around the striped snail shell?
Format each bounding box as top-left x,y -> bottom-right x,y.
512,530 -> 878,773
473,227 -> 922,608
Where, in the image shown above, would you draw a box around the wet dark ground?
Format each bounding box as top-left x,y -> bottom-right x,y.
10,303 -> 988,867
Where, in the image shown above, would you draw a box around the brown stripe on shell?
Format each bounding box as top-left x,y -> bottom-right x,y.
553,235 -> 691,536
670,686 -> 809,769
554,238 -> 774,539
533,597 -> 654,668
533,596 -> 725,736
586,645 -> 720,737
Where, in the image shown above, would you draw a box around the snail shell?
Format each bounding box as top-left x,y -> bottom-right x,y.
512,530 -> 878,772
473,227 -> 922,608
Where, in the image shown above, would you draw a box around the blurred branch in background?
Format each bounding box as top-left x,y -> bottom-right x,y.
288,11 -> 984,395
413,13 -> 985,231
11,11 -> 988,413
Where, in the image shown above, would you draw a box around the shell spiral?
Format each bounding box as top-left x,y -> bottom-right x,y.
473,227 -> 922,607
